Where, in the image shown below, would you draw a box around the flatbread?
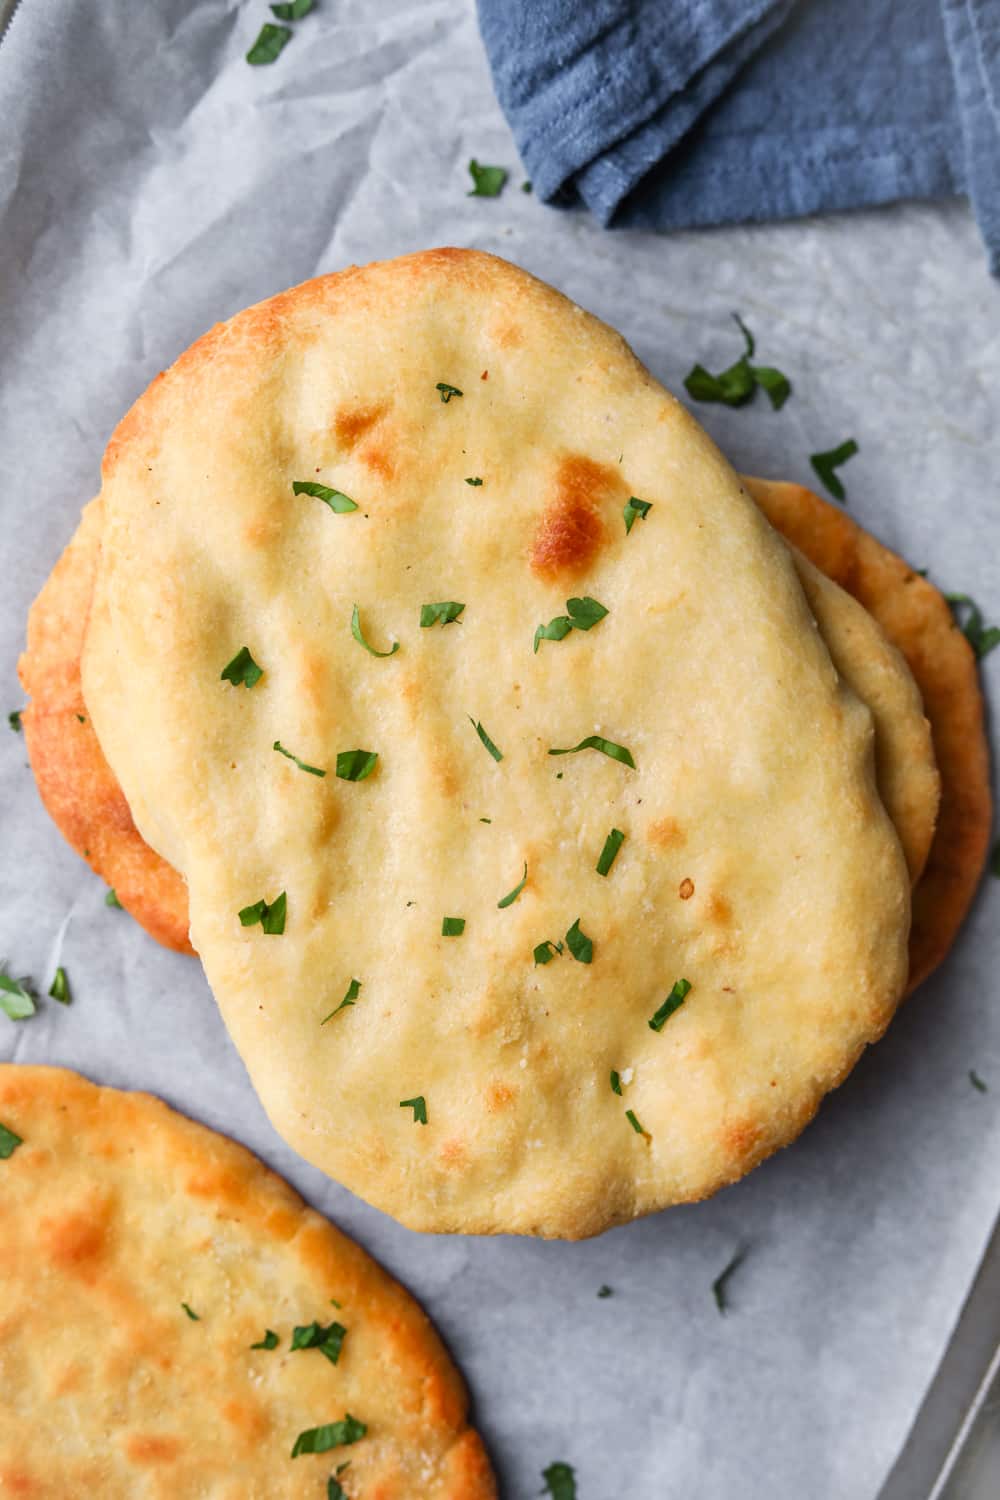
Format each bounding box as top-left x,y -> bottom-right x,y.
0,1064 -> 495,1498
80,249 -> 913,1238
744,477 -> 993,992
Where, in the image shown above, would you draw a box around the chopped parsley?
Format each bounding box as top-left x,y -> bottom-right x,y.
292,480 -> 358,513
48,966 -> 71,1004
420,600 -> 465,626
946,594 -> 1000,661
623,496 -> 652,535
246,21 -> 292,64
251,1330 -> 280,1349
8,709 -> 22,732
239,892 -> 287,935
625,1108 -> 645,1135
469,716 -> 503,762
533,595 -> 608,652
649,978 -> 692,1032
435,382 -> 463,403
542,1461 -> 577,1500
290,1415 -> 367,1458
274,740 -> 326,777
548,735 -> 635,769
181,1303 -> 200,1321
712,1248 -> 746,1315
441,916 -> 466,937
270,0 -> 313,16
610,1070 -> 622,1095
465,476 -> 483,486
467,159 -> 507,197
220,646 -> 263,689
479,817 -> 492,824
291,1319 -> 347,1366
328,1475 -> 349,1500
969,1069 -> 988,1093
533,939 -> 563,965
336,749 -> 378,782
810,439 -> 858,503
105,888 -> 122,908
0,972 -> 36,1021
683,314 -> 791,410
322,978 -> 360,1024
565,918 -> 593,964
596,827 -> 625,876
498,862 -> 528,909
522,179 -> 533,193
351,604 -> 399,658
399,1096 -> 428,1124
597,1285 -> 613,1298
0,1122 -> 22,1158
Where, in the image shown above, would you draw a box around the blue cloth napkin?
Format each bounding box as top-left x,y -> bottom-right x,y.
478,0 -> 1000,273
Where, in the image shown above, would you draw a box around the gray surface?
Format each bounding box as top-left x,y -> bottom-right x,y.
1,3 -> 999,1497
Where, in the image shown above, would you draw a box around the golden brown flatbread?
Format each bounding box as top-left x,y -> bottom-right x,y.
0,1064 -> 495,1498
743,477 -> 993,992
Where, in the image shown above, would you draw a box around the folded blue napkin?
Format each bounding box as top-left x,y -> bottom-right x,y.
478,0 -> 1000,273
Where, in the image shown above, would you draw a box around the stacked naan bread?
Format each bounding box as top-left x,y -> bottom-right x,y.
19,250 -> 991,1239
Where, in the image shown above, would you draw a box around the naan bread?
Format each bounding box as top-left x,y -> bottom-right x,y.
81,249 -> 913,1237
0,1064 -> 495,1498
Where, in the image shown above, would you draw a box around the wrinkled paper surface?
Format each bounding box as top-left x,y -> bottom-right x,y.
1,3 -> 999,1496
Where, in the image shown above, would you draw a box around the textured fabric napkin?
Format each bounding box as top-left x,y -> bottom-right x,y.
478,0 -> 1000,273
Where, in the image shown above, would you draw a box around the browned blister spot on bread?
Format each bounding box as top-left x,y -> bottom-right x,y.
335,401 -> 388,449
123,1434 -> 182,1466
529,454 -> 621,580
647,816 -> 686,850
38,1202 -> 110,1279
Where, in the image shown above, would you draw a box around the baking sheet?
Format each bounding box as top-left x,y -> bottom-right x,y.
2,2 -> 999,1496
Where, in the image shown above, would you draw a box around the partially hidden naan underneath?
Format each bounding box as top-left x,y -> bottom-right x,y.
0,1065 -> 495,1498
81,249 -> 927,1238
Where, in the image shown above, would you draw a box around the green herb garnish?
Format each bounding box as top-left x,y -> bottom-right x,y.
0,1122 -> 22,1158
565,918 -> 593,964
542,1461 -> 577,1500
683,314 -> 791,410
649,978 -> 691,1031
970,1069 -> 988,1093
270,0 -> 313,17
810,439 -> 858,502
610,1070 -> 622,1095
351,604 -> 399,658
420,600 -> 465,626
597,1285 -> 613,1298
246,22 -> 292,64
322,978 -> 360,1024
435,383 -> 463,403
105,888 -> 122,908
465,476 -> 483,486
8,709 -> 22,733
251,1330 -> 280,1349
467,160 -> 507,197
328,1476 -> 349,1500
181,1303 -> 200,1321
946,594 -> 1000,660
0,973 -> 36,1021
291,1319 -> 347,1367
238,892 -> 287,935
533,939 -> 563,965
220,646 -> 263,689
548,735 -> 635,769
48,966 -> 71,1005
336,749 -> 378,782
498,862 -> 528,909
441,917 -> 466,937
399,1096 -> 428,1124
469,716 -> 503,762
596,828 -> 624,876
274,740 -> 326,777
292,480 -> 358,512
522,179 -> 532,193
290,1415 -> 367,1458
533,595 -> 608,652
623,496 -> 652,535
712,1248 -> 746,1315
625,1108 -> 645,1135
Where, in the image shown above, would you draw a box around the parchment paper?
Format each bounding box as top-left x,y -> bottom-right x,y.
1,3 -> 999,1496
